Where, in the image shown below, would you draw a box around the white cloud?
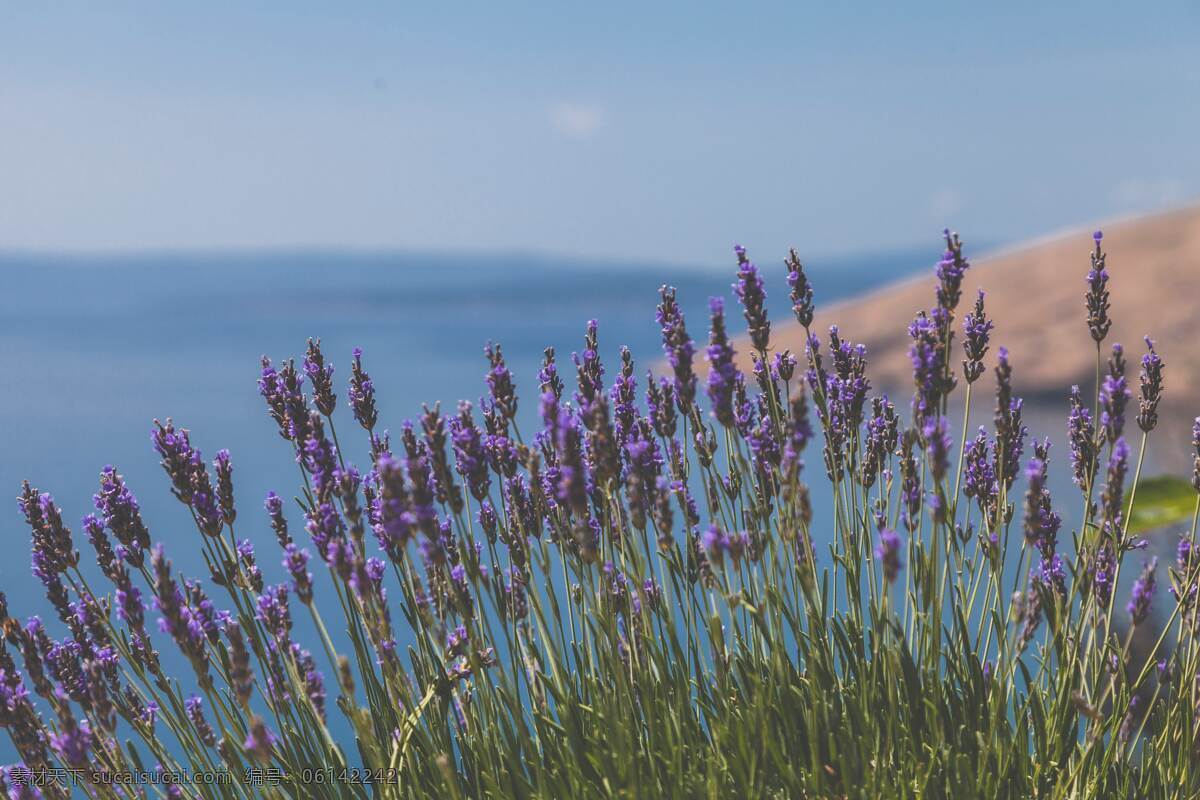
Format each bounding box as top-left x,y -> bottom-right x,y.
549,103 -> 604,139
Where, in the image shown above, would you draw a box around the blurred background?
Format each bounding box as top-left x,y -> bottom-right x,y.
1,0 -> 1199,763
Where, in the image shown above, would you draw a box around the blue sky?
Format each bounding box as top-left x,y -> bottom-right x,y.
0,2 -> 1197,264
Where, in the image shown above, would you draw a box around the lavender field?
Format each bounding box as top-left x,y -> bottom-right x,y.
2,229 -> 1198,797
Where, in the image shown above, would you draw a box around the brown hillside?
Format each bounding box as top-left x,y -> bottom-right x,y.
734,206 -> 1200,467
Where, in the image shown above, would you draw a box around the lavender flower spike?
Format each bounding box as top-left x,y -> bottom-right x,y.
656,286 -> 697,414
348,347 -> 378,432
785,247 -> 815,328
1127,558 -> 1158,626
1137,336 -> 1164,433
485,342 -> 518,422
1066,386 -> 1096,490
961,290 -> 993,384
18,483 -> 79,579
876,529 -> 903,584
1100,344 -> 1130,445
243,716 -> 275,763
705,297 -> 738,428
95,465 -> 151,566
1085,230 -> 1111,343
304,337 -> 337,417
733,244 -> 770,353
1192,417 -> 1200,493
936,229 -> 970,314
214,449 -> 236,526
923,415 -> 952,483
185,694 -> 217,748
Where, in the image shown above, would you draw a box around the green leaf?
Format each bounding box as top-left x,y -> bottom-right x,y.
1127,474 -> 1197,535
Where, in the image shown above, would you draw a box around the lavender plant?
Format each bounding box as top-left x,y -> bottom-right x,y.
3,231 -> 1199,798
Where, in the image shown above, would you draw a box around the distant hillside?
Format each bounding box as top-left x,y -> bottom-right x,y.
733,206 -> 1200,467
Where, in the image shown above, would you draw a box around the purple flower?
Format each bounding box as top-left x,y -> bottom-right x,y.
405,448 -> 439,542
992,348 -> 1027,489
151,545 -> 209,681
264,491 -> 292,547
936,229 -> 970,313
610,347 -> 638,446
1127,558 -> 1158,626
49,696 -> 91,768
81,514 -> 119,583
1092,542 -> 1116,607
876,529 -> 903,584
572,320 -> 605,410
305,502 -> 346,561
94,465 -> 151,566
1038,553 -> 1067,596
18,483 -> 78,581
114,571 -> 145,630
923,415 -> 952,482
243,716 -> 275,763
782,393 -> 813,480
371,453 -> 416,561
961,290 -> 992,383
962,427 -> 994,502
259,356 -> 311,443
226,621 -> 253,706
815,327 -> 870,479
705,297 -> 738,428
785,247 -> 815,328
772,350 -> 797,384
1066,386 -> 1096,490
283,544 -> 313,604
733,244 -> 771,353
747,414 -> 782,476
1100,437 -> 1130,529
150,418 -> 198,502
348,347 -> 378,431
860,396 -> 897,488
256,584 -> 292,641
646,375 -> 678,439
292,645 -> 327,721
1173,537 -> 1197,607
1100,344 -> 1130,444
301,413 -> 339,504
702,525 -> 728,567
504,568 -> 529,621
304,337 -> 337,417
908,312 -> 945,421
485,342 -> 518,422
449,403 -> 491,501
214,449 -> 236,525
538,347 -> 565,401
1137,336 -> 1164,433
1022,453 -> 1060,554
1193,417 -> 1200,493
899,434 -> 922,532
1085,231 -> 1111,343
420,403 -> 465,513
656,286 -> 698,413
484,432 -> 519,479
183,579 -> 221,645
185,695 -> 217,748
140,700 -> 160,731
